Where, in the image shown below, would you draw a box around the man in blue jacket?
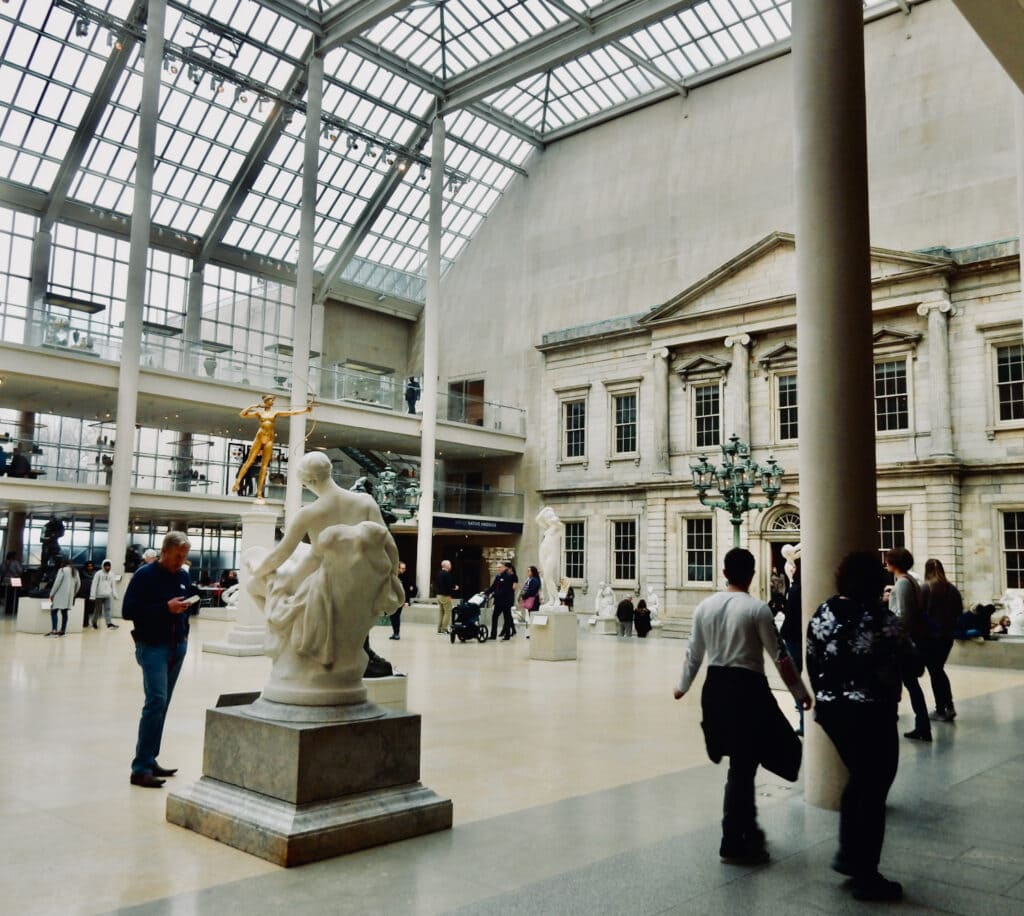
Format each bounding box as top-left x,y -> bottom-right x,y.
123,531 -> 197,788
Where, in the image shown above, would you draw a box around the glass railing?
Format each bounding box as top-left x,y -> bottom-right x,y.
435,483 -> 523,520
0,299 -> 526,436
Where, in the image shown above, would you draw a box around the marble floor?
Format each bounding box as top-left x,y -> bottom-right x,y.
2,613 -> 1024,915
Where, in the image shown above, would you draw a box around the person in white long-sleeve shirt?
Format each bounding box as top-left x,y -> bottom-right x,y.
89,559 -> 119,630
674,547 -> 811,865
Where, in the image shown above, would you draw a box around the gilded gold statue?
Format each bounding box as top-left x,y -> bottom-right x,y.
232,393 -> 313,500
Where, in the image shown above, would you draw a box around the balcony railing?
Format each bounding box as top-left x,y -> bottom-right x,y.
0,299 -> 526,437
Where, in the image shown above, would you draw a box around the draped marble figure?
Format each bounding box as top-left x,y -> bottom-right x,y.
536,506 -> 564,608
243,451 -> 404,707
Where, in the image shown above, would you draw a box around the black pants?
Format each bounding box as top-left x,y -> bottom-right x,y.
491,604 -> 512,639
902,669 -> 930,733
390,606 -> 402,636
722,753 -> 759,849
921,637 -> 954,711
817,704 -> 899,877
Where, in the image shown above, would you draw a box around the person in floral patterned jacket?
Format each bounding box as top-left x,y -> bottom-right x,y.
806,550 -> 922,903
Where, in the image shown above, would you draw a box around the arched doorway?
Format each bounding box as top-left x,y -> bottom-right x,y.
763,508 -> 800,604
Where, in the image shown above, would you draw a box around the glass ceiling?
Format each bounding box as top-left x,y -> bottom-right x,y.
0,0 -> 918,303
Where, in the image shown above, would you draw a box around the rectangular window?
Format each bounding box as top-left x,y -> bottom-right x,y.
613,393 -> 637,453
996,344 -> 1024,422
563,399 -> 586,458
874,360 -> 909,431
612,520 -> 637,581
694,383 -> 720,448
778,373 -> 798,440
877,512 -> 906,568
686,518 -> 714,583
564,521 -> 585,580
1003,512 -> 1024,589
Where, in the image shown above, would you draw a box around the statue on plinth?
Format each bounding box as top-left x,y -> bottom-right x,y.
536,506 -> 564,608
243,451 -> 404,706
595,582 -> 616,618
232,393 -> 313,501
645,585 -> 662,625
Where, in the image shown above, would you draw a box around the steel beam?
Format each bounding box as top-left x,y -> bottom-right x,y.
322,0 -> 411,51
441,0 -> 699,114
195,39 -> 315,268
312,107 -> 434,304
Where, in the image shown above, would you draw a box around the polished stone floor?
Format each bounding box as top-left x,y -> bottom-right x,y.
2,613 -> 1024,915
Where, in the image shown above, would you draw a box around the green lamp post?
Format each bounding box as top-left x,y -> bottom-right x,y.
689,434 -> 784,547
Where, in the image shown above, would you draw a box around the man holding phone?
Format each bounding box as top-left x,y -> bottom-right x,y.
122,531 -> 198,788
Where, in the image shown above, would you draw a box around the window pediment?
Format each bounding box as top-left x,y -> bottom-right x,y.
872,327 -> 921,357
758,342 -> 798,375
676,355 -> 730,383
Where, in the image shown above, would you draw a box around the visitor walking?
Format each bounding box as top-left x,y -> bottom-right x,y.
921,558 -> 962,723
90,558 -> 119,629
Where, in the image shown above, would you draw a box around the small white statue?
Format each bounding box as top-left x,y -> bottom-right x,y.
645,585 -> 661,624
536,505 -> 564,608
781,543 -> 801,584
244,451 -> 405,707
1001,591 -> 1024,636
221,582 -> 241,612
595,581 -> 616,618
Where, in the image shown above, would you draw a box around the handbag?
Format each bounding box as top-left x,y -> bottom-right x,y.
521,595 -> 537,611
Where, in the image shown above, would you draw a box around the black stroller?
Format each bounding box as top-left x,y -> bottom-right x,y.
450,592 -> 489,643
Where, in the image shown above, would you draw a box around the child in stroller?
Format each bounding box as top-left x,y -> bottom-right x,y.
450,592 -> 490,643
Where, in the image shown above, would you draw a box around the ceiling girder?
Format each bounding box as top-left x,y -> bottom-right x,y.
195,39 -> 315,269
43,0 -> 148,231
440,0 -> 700,114
313,109 -> 435,304
322,0 -> 412,50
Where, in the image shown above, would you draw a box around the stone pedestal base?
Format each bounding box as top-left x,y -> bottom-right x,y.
16,597 -> 86,634
166,701 -> 451,866
202,625 -> 267,657
529,609 -> 578,661
588,616 -> 619,635
197,603 -> 237,622
364,675 -> 408,711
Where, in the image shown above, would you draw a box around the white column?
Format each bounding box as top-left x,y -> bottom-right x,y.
26,229 -> 51,347
202,508 -> 276,656
415,113 -> 444,601
107,0 -> 166,576
918,297 -> 956,459
651,348 -> 670,474
182,268 -> 203,374
1017,92 -> 1024,330
793,0 -> 876,810
284,51 -> 323,524
724,333 -> 751,443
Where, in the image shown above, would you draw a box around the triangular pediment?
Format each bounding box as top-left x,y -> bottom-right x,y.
873,327 -> 922,351
758,342 -> 798,370
642,232 -> 954,326
675,354 -> 731,379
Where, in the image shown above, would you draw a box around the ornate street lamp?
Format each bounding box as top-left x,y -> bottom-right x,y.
689,434 -> 784,547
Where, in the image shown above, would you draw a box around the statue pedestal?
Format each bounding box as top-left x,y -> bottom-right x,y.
166,701 -> 451,867
16,597 -> 86,633
589,616 -> 619,635
528,609 -> 578,661
203,508 -> 276,658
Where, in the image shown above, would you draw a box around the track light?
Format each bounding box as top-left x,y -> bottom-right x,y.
187,63 -> 201,84
418,163 -> 428,181
233,85 -> 247,104
282,108 -> 294,126
75,18 -> 89,38
346,134 -> 359,151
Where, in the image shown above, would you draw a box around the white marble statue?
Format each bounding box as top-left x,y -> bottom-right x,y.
536,505 -> 564,608
595,581 -> 616,618
221,582 -> 241,612
645,585 -> 661,624
1001,591 -> 1024,636
243,451 -> 405,707
781,543 -> 801,584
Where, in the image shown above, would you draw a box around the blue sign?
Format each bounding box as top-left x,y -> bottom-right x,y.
433,516 -> 523,534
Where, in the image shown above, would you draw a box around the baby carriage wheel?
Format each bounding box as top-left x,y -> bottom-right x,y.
477,626 -> 488,642
449,628 -> 456,644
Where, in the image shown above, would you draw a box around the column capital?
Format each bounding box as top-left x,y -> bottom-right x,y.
916,299 -> 957,319
724,333 -> 752,349
651,347 -> 671,361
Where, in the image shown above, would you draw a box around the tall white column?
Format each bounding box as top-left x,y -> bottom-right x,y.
182,268 -> 203,374
107,0 -> 166,576
285,51 -> 323,524
918,297 -> 956,458
724,333 -> 751,443
26,229 -> 51,347
415,113 -> 444,600
793,0 -> 876,810
651,348 -> 670,474
1016,92 -> 1024,328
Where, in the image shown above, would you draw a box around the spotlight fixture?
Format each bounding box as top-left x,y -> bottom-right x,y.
397,158 -> 408,172
211,76 -> 224,93
282,108 -> 294,126
187,63 -> 201,84
75,18 -> 89,38
366,144 -> 377,159
233,85 -> 247,104
257,94 -> 269,112
418,163 -> 428,181
345,134 -> 359,151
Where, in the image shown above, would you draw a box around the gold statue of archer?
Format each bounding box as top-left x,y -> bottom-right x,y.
232,393 -> 313,500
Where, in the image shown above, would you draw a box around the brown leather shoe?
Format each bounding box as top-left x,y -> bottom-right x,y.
130,773 -> 166,788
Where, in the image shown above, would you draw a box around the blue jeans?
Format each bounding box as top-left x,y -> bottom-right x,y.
132,639 -> 187,775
